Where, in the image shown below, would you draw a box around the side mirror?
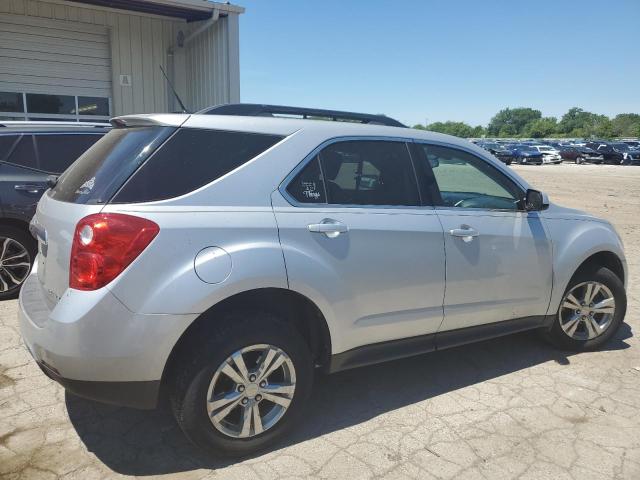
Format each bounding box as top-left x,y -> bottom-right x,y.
426,154 -> 439,168
524,189 -> 548,211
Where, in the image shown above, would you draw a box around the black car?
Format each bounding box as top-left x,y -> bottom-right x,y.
477,142 -> 515,165
0,121 -> 109,298
586,141 -> 640,165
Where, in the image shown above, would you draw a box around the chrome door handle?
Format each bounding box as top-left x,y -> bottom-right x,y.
449,226 -> 479,243
308,219 -> 348,238
15,184 -> 46,194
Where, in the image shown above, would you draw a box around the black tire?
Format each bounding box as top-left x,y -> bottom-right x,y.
544,266 -> 626,351
0,225 -> 36,300
170,310 -> 314,457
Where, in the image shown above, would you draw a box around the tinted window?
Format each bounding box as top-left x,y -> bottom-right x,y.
0,92 -> 23,113
26,94 -> 76,115
287,156 -> 326,203
35,134 -> 103,174
49,127 -> 174,204
418,145 -> 521,210
318,141 -> 419,206
6,135 -> 37,169
113,129 -> 283,203
0,135 -> 19,160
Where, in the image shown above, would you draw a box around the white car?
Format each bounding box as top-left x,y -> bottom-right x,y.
532,145 -> 563,164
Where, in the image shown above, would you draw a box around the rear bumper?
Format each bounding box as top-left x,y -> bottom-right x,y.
35,358 -> 160,409
19,268 -> 196,409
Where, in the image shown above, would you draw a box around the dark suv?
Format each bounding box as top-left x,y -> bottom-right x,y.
0,121 -> 109,298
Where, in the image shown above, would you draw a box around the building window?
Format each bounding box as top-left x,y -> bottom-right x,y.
0,92 -> 111,122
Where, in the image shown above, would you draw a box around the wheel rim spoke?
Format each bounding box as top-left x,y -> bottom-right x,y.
206,343 -> 296,439
220,362 -> 246,385
563,293 -> 582,310
252,403 -> 263,435
208,391 -> 241,411
562,314 -> 581,337
585,316 -> 600,339
592,297 -> 615,314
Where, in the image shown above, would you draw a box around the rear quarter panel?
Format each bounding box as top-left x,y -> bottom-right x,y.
102,205 -> 288,314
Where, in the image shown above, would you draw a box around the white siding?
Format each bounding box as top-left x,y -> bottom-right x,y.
0,12 -> 111,97
0,0 -> 242,116
183,13 -> 241,111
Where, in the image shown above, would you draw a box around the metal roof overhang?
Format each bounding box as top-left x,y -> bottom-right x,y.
67,0 -> 243,22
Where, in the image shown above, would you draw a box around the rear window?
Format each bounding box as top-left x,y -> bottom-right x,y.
49,127 -> 175,204
112,128 -> 283,203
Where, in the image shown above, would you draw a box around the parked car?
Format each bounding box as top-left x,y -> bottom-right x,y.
0,121 -> 109,298
477,142 -> 515,165
531,145 -> 563,164
585,141 -> 639,165
20,107 -> 627,457
508,144 -> 544,164
558,146 -> 604,164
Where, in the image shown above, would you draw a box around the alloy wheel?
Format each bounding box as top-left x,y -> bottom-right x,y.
559,281 -> 615,341
206,344 -> 296,438
0,237 -> 31,292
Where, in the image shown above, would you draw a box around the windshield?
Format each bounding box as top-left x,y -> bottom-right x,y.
537,146 -> 553,152
49,126 -> 175,204
519,146 -> 537,152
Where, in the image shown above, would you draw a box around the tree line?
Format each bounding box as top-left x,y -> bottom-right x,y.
412,107 -> 640,139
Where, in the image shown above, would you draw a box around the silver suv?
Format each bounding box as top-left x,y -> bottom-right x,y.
19,110 -> 627,456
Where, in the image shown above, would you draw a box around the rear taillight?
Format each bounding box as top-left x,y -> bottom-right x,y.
70,213 -> 159,290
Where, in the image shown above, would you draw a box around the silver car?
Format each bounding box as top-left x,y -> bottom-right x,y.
19,111 -> 627,456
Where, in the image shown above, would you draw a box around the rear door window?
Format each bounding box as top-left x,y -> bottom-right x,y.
112,128 -> 283,203
0,135 -> 20,161
35,134 -> 104,174
49,127 -> 175,204
318,140 -> 420,206
6,135 -> 37,169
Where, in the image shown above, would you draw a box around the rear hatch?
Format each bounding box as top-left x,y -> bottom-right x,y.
33,123 -> 177,301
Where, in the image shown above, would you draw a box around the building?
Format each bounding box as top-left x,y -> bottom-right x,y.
0,0 -> 243,122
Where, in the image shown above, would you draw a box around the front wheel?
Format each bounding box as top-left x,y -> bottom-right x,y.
575,156 -> 583,164
170,311 -> 314,457
545,266 -> 626,351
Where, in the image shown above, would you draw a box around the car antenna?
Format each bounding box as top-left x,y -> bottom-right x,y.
160,65 -> 189,114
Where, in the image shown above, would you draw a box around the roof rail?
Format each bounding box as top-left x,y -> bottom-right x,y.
0,121 -> 110,128
198,103 -> 407,128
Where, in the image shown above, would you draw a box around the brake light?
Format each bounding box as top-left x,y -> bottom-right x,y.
70,213 -> 159,290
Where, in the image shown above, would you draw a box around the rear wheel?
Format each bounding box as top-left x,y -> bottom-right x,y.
576,156 -> 584,164
170,311 -> 314,457
0,226 -> 36,300
545,266 -> 626,351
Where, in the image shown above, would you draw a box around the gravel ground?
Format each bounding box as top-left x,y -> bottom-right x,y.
1,164 -> 639,480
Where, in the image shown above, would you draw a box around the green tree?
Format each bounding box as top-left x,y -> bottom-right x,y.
611,114 -> 640,137
487,108 -> 542,136
425,121 -> 474,138
523,117 -> 558,138
558,107 -> 610,138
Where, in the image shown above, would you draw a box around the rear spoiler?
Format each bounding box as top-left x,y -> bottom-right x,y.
110,114 -> 191,128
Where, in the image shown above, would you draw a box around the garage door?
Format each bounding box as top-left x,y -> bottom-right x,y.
0,13 -> 111,120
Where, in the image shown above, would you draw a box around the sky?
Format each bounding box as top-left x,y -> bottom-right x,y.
237,0 -> 640,127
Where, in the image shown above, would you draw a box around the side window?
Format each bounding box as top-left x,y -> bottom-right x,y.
318,140 -> 420,206
287,156 -> 326,203
113,129 -> 283,203
6,135 -> 37,169
35,134 -> 103,174
418,144 -> 522,210
0,135 -> 20,161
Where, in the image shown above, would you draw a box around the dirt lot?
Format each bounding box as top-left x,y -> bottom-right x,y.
1,164 -> 639,480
